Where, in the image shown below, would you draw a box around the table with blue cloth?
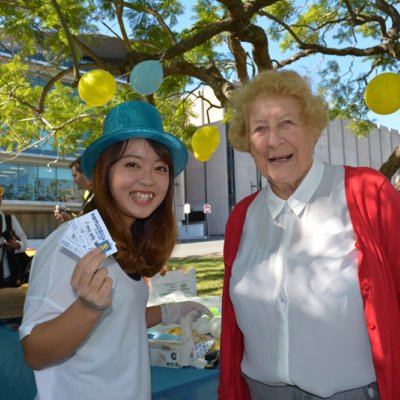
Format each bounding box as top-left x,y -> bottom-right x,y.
152,366 -> 218,399
0,322 -> 37,400
0,322 -> 219,400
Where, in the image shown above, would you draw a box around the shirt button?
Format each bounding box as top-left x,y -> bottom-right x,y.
367,322 -> 376,330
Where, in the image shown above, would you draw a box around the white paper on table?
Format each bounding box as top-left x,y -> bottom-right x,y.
59,210 -> 117,257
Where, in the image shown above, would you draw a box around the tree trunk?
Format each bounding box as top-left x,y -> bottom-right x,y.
379,145 -> 400,187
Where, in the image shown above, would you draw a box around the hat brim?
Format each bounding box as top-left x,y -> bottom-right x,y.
82,128 -> 188,179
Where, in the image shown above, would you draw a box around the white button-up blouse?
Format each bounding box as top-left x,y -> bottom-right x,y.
230,159 -> 376,398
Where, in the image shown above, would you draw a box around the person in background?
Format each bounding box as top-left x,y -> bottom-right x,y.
219,70 -> 400,400
20,101 -> 212,400
54,157 -> 94,222
0,186 -> 28,288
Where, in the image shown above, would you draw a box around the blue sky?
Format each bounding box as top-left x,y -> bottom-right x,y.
366,107 -> 400,132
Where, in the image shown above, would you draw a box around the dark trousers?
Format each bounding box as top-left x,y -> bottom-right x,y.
0,276 -> 14,288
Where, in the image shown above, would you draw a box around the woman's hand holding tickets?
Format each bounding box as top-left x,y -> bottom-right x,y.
71,247 -> 113,312
160,301 -> 213,325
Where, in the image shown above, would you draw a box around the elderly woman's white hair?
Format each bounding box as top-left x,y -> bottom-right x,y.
228,69 -> 329,152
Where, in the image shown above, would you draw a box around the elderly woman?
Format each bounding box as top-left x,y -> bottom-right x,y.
219,70 -> 400,400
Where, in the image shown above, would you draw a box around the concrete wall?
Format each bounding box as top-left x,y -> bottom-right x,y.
184,124 -> 230,238
315,120 -> 400,168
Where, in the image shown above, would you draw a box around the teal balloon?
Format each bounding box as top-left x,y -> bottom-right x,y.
130,60 -> 163,95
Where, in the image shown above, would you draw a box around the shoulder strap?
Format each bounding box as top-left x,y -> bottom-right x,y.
5,214 -> 12,231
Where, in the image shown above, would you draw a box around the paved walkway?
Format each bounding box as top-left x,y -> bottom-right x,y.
171,238 -> 224,258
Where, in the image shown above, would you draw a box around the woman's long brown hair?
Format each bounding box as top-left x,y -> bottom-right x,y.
90,139 -> 176,277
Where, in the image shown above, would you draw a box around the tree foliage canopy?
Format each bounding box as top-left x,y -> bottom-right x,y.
0,0 -> 399,174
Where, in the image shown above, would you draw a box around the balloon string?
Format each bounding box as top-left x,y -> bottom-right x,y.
115,71 -> 131,83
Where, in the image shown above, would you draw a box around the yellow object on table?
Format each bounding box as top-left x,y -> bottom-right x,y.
20,283 -> 29,295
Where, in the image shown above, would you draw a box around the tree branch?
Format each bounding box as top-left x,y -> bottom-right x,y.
379,144 -> 400,180
50,0 -> 80,84
121,0 -> 177,46
163,59 -> 230,106
112,0 -> 131,52
258,9 -> 387,58
227,33 -> 249,82
37,63 -> 98,114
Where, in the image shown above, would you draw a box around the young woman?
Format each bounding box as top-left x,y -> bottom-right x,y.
20,101 -> 212,400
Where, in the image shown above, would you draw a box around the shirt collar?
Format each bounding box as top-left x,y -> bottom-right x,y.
266,158 -> 324,219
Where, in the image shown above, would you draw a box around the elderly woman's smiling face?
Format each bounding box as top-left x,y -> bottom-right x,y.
248,95 -> 315,200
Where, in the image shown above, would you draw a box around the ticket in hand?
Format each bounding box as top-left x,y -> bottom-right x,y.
59,209 -> 118,257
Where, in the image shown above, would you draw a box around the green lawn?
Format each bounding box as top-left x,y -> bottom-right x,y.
166,257 -> 224,297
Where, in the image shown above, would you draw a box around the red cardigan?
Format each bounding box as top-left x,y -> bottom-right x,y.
219,166 -> 400,400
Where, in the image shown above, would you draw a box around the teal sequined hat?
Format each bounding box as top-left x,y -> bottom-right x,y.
82,101 -> 188,178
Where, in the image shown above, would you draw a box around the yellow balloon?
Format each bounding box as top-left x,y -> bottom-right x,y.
78,70 -> 116,107
364,72 -> 400,115
194,151 -> 212,162
191,126 -> 220,154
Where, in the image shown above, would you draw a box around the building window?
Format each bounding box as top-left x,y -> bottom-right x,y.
35,166 -> 57,200
0,163 -> 80,202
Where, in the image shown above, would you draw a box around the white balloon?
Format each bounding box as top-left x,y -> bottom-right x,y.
209,316 -> 221,339
193,316 -> 211,335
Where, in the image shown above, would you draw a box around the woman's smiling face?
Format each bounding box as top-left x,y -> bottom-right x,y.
108,138 -> 170,227
248,95 -> 316,199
